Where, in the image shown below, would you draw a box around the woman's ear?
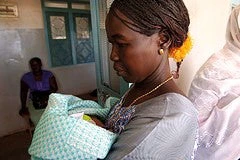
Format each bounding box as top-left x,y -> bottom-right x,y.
158,31 -> 172,49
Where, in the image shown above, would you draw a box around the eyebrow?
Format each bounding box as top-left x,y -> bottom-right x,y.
111,34 -> 127,40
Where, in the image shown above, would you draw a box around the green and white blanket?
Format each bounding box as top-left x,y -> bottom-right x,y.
28,93 -> 118,160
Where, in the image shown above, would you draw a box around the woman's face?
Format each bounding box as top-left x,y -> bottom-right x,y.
30,60 -> 42,74
106,10 -> 162,83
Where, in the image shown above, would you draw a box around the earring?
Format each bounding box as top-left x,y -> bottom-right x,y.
158,48 -> 164,55
171,70 -> 179,79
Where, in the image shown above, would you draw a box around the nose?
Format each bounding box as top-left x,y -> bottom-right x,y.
110,45 -> 119,61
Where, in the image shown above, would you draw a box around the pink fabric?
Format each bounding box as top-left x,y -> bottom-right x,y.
188,6 -> 240,160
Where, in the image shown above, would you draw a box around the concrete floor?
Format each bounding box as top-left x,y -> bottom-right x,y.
0,131 -> 31,160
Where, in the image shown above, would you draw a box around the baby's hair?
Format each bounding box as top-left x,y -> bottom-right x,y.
110,0 -> 190,49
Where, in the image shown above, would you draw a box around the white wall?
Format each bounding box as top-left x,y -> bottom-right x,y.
173,0 -> 232,94
0,0 -> 96,137
0,0 -> 44,29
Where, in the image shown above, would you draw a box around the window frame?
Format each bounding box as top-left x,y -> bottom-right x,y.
41,0 -> 96,67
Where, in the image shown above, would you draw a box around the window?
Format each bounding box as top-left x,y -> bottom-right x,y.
41,0 -> 94,67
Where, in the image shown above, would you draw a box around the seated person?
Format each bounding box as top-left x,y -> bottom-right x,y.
188,5 -> 240,160
19,57 -> 58,126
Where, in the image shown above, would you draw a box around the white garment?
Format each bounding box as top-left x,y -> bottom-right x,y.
106,93 -> 198,160
188,5 -> 240,160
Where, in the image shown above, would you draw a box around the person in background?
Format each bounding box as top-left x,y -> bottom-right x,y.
104,0 -> 198,159
19,57 -> 58,126
188,5 -> 240,160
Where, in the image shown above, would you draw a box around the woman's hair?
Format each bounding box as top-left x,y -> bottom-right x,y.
29,57 -> 42,65
109,0 -> 190,49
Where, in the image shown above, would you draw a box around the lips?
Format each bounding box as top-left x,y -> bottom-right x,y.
113,63 -> 126,75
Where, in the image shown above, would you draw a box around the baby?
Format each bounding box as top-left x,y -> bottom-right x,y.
28,93 -> 118,160
70,112 -> 105,128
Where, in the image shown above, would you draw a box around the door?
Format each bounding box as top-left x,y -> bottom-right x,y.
72,13 -> 94,64
91,0 -> 129,105
42,0 -> 95,67
45,11 -> 73,66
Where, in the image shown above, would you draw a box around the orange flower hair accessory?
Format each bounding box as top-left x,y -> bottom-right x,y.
169,34 -> 193,62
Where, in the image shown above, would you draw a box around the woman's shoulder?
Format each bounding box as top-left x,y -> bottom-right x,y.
161,93 -> 197,114
194,48 -> 240,81
107,93 -> 198,160
42,70 -> 53,77
22,71 -> 32,76
21,72 -> 33,81
137,93 -> 198,118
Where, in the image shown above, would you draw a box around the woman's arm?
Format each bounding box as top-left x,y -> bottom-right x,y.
19,80 -> 29,116
49,75 -> 58,93
106,98 -> 198,160
188,74 -> 219,123
122,113 -> 198,160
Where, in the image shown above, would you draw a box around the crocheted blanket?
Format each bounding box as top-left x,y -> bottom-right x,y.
28,93 -> 119,160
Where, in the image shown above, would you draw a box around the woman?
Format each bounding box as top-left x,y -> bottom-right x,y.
19,57 -> 58,126
104,0 -> 198,159
188,5 -> 240,160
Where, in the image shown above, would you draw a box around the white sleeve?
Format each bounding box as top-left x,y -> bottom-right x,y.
188,70 -> 219,122
123,111 -> 198,160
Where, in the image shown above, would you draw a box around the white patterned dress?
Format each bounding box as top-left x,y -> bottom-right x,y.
188,5 -> 240,160
105,93 -> 198,160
